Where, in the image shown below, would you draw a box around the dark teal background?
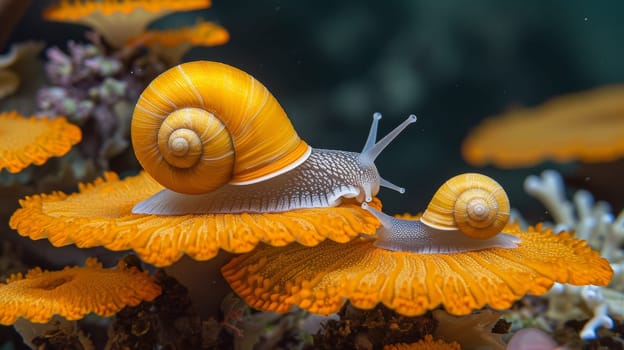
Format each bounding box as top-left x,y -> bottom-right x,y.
9,0 -> 624,220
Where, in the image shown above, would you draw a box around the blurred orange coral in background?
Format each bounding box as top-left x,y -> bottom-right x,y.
0,111 -> 81,173
462,85 -> 624,168
127,19 -> 230,64
43,0 -> 216,49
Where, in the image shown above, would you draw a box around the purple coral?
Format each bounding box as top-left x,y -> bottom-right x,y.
36,38 -> 165,169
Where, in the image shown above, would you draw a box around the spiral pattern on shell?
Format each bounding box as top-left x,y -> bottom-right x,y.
420,173 -> 510,239
131,61 -> 310,194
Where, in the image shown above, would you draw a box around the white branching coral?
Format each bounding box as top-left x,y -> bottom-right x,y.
523,169 -> 623,339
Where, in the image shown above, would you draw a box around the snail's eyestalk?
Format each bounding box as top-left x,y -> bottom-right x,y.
362,202 -> 393,226
362,177 -> 404,204
360,114 -> 417,163
380,177 -> 405,194
359,113 -> 416,195
362,112 -> 382,152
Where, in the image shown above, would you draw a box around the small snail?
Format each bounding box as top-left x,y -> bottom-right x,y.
131,61 -> 416,215
362,173 -> 520,253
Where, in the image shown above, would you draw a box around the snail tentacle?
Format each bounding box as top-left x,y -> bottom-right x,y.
379,177 -> 405,194
361,202 -> 520,254
362,112 -> 382,152
360,114 -> 417,164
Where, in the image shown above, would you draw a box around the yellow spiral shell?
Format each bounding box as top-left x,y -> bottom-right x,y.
131,61 -> 310,194
420,173 -> 510,239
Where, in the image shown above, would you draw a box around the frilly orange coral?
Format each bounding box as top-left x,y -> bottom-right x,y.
221,222 -> 612,316
0,258 -> 161,325
0,111 -> 81,173
43,0 -> 213,48
10,172 -> 381,267
462,85 -> 624,168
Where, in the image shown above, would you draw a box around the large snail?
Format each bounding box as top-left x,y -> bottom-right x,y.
131,61 -> 416,215
362,173 -> 520,253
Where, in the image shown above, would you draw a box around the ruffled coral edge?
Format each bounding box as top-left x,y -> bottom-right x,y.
0,112 -> 81,173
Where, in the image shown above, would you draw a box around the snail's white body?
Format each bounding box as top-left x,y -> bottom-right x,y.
363,203 -> 519,254
135,148 -> 381,214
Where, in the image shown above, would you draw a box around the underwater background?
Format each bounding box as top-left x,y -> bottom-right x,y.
7,0 -> 624,217
1,0 -> 624,349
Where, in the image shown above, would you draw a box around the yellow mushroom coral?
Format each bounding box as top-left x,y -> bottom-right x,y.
0,257 -> 161,324
43,0 -> 213,48
0,111 -> 81,173
9,171 -> 381,267
462,85 -> 624,168
220,174 -> 612,317
127,19 -> 230,64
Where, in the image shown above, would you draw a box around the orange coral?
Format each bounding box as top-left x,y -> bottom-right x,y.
0,258 -> 161,325
43,0 -> 213,48
0,111 -> 81,173
10,172 -> 381,267
384,335 -> 461,350
462,85 -> 624,168
127,19 -> 229,64
129,18 -> 229,46
221,223 -> 612,316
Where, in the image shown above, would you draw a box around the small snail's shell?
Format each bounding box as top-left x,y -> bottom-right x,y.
131,61 -> 310,194
420,173 -> 510,239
